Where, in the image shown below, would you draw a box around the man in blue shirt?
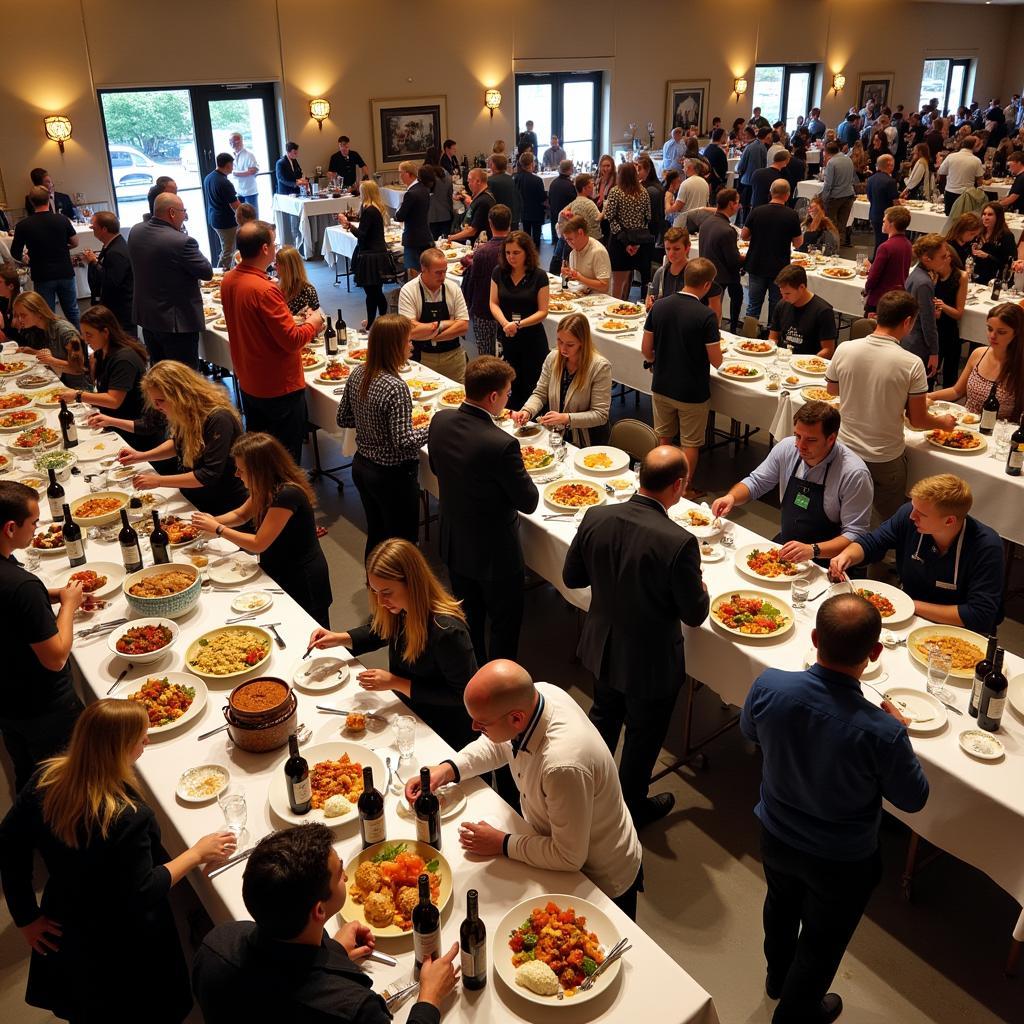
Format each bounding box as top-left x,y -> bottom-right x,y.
202,153 -> 240,269
830,473 -> 1004,635
741,594 -> 929,1024
712,402 -> 872,566
837,113 -> 861,150
864,154 -> 900,254
736,127 -> 769,224
662,127 -> 686,176
805,108 -> 827,141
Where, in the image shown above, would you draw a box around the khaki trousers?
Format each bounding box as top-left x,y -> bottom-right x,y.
866,452 -> 908,528
419,344 -> 467,383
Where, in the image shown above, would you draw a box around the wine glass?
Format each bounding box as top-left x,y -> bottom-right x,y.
925,646 -> 954,703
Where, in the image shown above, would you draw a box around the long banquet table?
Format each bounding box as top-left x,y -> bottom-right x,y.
273,193 -> 360,258
16,362 -> 719,1024
797,176 -> 1015,202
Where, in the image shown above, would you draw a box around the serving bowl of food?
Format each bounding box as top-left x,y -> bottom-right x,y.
123,563 -> 202,619
34,449 -> 77,481
107,617 -> 179,664
69,491 -> 130,527
186,625 -> 273,683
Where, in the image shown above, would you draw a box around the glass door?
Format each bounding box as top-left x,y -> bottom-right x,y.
514,72 -> 602,167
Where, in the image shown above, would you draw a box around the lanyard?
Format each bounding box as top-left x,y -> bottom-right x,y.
912,526 -> 965,591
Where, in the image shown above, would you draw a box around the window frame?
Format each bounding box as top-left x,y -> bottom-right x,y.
514,71 -> 602,165
753,63 -> 817,131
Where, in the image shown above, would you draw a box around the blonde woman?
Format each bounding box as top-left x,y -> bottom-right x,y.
274,245 -> 320,315
798,196 -> 840,255
116,361 -> 247,514
12,291 -> 90,390
191,433 -> 332,626
511,313 -> 612,447
0,700 -> 235,1024
336,314 -> 428,557
307,538 -> 476,749
339,179 -> 393,327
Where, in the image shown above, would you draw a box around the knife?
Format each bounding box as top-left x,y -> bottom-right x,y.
365,949 -> 398,967
316,705 -> 388,723
260,622 -> 286,649
208,844 -> 256,878
106,662 -> 133,695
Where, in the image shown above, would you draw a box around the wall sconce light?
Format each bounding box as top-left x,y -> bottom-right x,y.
44,115 -> 72,153
485,89 -> 502,119
832,72 -> 846,94
308,98 -> 331,131
733,78 -> 748,99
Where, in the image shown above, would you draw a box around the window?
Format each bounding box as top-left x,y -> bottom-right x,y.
919,59 -> 972,116
514,72 -> 602,167
752,65 -> 816,134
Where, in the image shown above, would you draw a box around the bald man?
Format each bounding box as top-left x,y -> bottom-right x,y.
406,660 -> 644,919
563,446 -> 709,828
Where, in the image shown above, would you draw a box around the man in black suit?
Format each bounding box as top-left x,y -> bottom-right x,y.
487,154 -> 521,228
702,127 -> 729,197
24,168 -> 77,219
428,356 -> 539,663
513,152 -> 547,249
563,446 -> 709,828
82,211 -> 134,332
546,158 -> 577,274
699,188 -> 745,333
274,142 -> 305,248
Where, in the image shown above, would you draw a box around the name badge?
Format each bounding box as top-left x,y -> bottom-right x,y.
935,581 -> 957,591
793,491 -> 811,510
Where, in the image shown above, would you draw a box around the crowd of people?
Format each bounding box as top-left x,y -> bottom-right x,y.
0,94 -> 1022,1024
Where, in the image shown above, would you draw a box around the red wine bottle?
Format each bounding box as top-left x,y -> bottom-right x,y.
977,648 -> 1007,732
357,766 -> 385,848
62,504 -> 85,567
1007,414 -> 1024,477
412,873 -> 440,980
460,888 -> 487,989
150,510 -> 170,564
414,767 -> 441,850
118,509 -> 143,573
969,635 -> 998,717
46,467 -> 65,522
980,381 -> 999,435
284,732 -> 311,813
58,399 -> 79,449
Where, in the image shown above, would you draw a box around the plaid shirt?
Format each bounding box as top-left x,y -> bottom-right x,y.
336,367 -> 428,465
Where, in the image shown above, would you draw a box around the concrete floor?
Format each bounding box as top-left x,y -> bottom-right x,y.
3,230 -> 1023,1024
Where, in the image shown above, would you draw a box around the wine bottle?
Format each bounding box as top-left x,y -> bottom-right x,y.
58,399 -> 79,449
977,647 -> 1007,732
117,509 -> 143,573
336,311 -> 347,348
1007,414 -> 1024,477
414,766 -> 441,850
969,635 -> 998,717
324,314 -> 336,357
62,504 -> 86,567
150,510 -> 170,564
46,467 -> 65,522
284,732 -> 312,814
990,273 -> 1002,301
980,381 -> 999,435
460,888 -> 487,990
357,766 -> 385,848
412,872 -> 440,980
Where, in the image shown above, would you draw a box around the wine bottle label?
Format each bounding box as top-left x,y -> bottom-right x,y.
970,677 -> 984,711
980,409 -> 997,430
983,695 -> 1006,721
291,776 -> 312,804
461,946 -> 486,978
120,542 -> 142,567
416,816 -> 434,844
1009,447 -> 1024,471
362,814 -> 386,843
414,927 -> 441,970
66,539 -> 84,561
66,423 -> 78,443
48,497 -> 64,520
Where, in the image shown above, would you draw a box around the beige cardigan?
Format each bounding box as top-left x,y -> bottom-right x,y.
521,350 -> 613,447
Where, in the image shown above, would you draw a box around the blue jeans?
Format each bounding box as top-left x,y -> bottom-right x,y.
36,277 -> 80,328
403,244 -> 425,273
746,274 -> 780,323
239,195 -> 258,215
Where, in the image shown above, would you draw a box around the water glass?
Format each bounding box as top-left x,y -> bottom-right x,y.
548,427 -> 566,461
992,420 -> 1011,460
395,716 -> 416,762
219,790 -> 247,837
791,577 -> 811,610
777,348 -> 791,368
926,648 -> 953,701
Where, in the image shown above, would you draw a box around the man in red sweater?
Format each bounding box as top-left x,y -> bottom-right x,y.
220,221 -> 323,462
862,205 -> 913,316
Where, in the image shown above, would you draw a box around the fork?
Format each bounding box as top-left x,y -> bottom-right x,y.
580,941 -> 631,990
380,978 -> 418,1009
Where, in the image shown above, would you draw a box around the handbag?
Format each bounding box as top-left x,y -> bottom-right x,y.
618,228 -> 655,247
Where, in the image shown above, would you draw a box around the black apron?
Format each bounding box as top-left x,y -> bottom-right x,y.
413,281 -> 459,360
777,459 -> 841,564
899,527 -> 967,606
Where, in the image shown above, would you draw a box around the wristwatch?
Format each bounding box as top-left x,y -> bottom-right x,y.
216,526 -> 224,537
75,391 -> 82,403
812,543 -> 821,559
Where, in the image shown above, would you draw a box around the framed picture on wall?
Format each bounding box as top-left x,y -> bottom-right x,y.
665,80 -> 710,138
371,96 -> 447,170
857,74 -> 895,113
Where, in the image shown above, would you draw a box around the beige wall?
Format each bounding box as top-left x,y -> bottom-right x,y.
1,0 -> 1020,213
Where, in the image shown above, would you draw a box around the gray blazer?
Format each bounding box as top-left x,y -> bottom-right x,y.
901,264 -> 938,364
127,217 -> 213,333
521,350 -> 612,448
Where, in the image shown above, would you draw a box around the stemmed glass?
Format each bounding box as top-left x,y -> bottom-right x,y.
925,646 -> 954,703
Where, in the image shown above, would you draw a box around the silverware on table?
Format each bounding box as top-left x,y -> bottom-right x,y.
580,939 -> 631,990
315,705 -> 388,723
208,844 -> 256,878
939,699 -> 964,716
106,662 -> 133,695
381,978 -> 418,1010
385,755 -> 394,794
260,622 -> 286,649
198,721 -> 229,741
365,949 -> 399,967
75,617 -> 128,639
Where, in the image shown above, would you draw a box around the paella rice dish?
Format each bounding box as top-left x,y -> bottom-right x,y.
549,482 -> 601,507
188,629 -> 270,675
914,635 -> 984,672
127,570 -> 196,598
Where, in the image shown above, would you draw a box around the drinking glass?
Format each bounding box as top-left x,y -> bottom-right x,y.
926,647 -> 954,702
777,348 -> 792,369
548,427 -> 566,461
395,716 -> 416,762
992,420 -> 1011,460
791,576 -> 811,610
219,790 -> 247,837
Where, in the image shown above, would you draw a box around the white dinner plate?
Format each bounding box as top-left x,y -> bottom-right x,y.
958,729 -> 1005,761
206,555 -> 260,585
709,590 -> 795,641
520,445 -> 557,475
594,319 -> 636,334
75,437 -> 120,462
268,740 -> 385,826
734,543 -> 809,586
825,580 -> 916,627
800,385 -> 839,404
573,446 -> 630,475
542,478 -> 605,512
925,430 -> 987,454
1008,673 -> 1024,719
0,409 -> 44,433
803,648 -> 882,679
699,542 -> 725,563
881,687 -> 948,734
230,590 -> 274,615
343,348 -> 369,367
601,303 -> 645,319
731,338 -> 778,357
717,361 -> 765,382
49,561 -> 125,599
292,657 -> 350,692
176,763 -> 230,804
791,357 -> 830,377
492,895 -> 623,1005
110,671 -> 208,736
435,387 -> 466,410
906,625 -> 988,680
301,352 -> 326,372
396,783 -> 467,822
667,502 -> 720,538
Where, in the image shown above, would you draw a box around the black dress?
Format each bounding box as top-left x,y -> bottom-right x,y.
347,613 -> 477,750
490,265 -> 550,408
934,270 -> 964,387
0,779 -> 193,1024
973,232 -> 1016,284
178,407 -> 248,515
258,483 -> 332,627
351,205 -> 395,287
95,345 -> 163,451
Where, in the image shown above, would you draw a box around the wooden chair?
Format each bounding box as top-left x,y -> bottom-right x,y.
742,315 -> 761,339
609,418 -> 659,466
849,317 -> 875,340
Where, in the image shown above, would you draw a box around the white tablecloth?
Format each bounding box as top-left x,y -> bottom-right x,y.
798,177 -> 1013,202
2,226 -> 95,300
321,224 -> 402,273
272,194 -> 360,258
20,379 -> 719,1024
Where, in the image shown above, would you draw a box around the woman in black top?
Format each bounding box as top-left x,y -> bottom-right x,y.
424,146 -> 455,240
117,361 -> 247,514
971,202 -> 1017,284
58,305 -> 163,452
0,261 -> 23,343
489,230 -> 550,408
933,246 -> 968,385
867,130 -> 891,171
635,154 -> 665,300
192,432 -> 332,626
275,244 -> 321,314
339,180 -> 395,327
308,538 -> 476,750
944,212 -> 983,268
0,700 -> 235,1024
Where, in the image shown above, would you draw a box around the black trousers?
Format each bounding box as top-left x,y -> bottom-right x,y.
351,454 -> 421,562
724,281 -> 744,332
503,329 -> 548,410
447,568 -> 524,664
0,689 -> 83,792
364,284 -> 389,326
938,320 -> 962,388
943,190 -> 959,215
142,328 -> 200,371
871,219 -> 885,257
761,826 -> 883,1023
588,678 -> 678,815
610,864 -> 644,922
240,388 -> 307,466
522,220 -> 543,248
